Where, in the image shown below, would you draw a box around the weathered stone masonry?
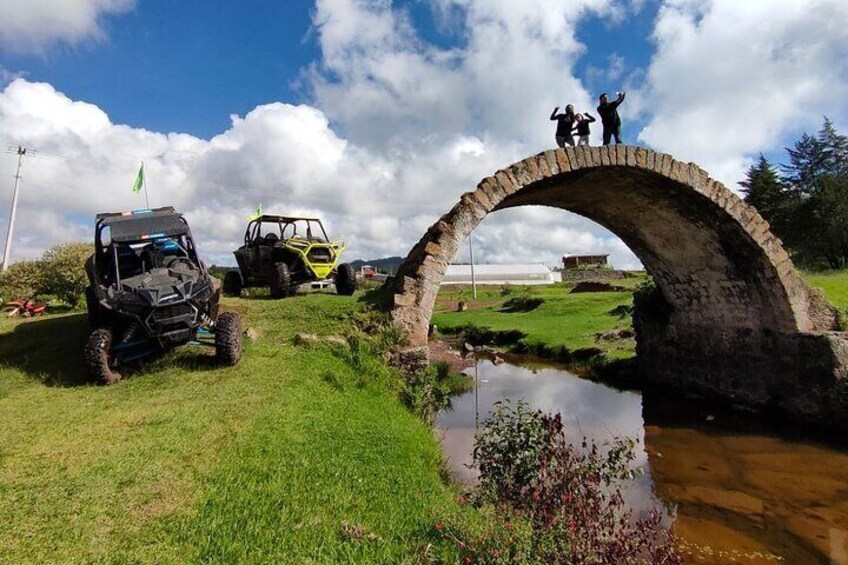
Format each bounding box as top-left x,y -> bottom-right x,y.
390,145 -> 848,427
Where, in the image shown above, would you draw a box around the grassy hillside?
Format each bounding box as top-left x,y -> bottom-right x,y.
432,281 -> 642,360
0,293 -> 476,563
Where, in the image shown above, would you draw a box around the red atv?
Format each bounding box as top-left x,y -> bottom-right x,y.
3,297 -> 46,318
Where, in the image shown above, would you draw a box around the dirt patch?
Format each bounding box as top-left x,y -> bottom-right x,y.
570,282 -> 628,293
428,339 -> 474,373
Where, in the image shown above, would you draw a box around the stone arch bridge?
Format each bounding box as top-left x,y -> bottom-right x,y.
389,145 -> 848,426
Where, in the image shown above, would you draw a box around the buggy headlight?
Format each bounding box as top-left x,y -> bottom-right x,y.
192,284 -> 212,302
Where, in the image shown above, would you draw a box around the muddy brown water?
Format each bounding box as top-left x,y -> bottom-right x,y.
436,357 -> 848,564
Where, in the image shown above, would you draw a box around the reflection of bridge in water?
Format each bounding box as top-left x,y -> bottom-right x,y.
390,145 -> 848,428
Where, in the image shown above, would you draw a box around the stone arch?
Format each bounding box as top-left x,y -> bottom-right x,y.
390,145 -> 847,423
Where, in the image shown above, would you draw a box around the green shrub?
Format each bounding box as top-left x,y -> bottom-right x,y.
451,402 -> 682,564
0,259 -> 47,302
473,400 -> 545,506
41,243 -> 92,307
399,361 -> 469,425
0,242 -> 92,307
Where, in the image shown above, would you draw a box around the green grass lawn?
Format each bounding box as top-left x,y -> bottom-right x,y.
0,294 -> 475,563
433,282 -> 639,359
432,269 -> 848,362
802,268 -> 848,308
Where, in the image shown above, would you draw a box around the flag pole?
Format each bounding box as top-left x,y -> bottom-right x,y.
141,161 -> 150,209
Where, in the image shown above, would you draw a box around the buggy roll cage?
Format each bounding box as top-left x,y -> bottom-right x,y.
243,215 -> 330,246
93,207 -> 206,289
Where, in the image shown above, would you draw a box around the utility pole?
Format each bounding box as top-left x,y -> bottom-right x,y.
469,232 -> 477,300
2,146 -> 28,272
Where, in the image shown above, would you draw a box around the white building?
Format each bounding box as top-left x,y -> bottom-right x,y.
441,263 -> 556,286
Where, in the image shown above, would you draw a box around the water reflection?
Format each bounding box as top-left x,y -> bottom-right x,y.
436,357 -> 848,564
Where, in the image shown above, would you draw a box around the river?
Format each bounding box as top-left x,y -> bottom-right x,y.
436,356 -> 848,564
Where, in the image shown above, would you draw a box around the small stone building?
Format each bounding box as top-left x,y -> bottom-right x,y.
563,254 -> 609,269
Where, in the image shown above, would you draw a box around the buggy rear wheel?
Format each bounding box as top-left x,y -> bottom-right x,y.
269,261 -> 291,299
223,270 -> 242,297
335,263 -> 357,296
215,312 -> 242,366
85,327 -> 123,384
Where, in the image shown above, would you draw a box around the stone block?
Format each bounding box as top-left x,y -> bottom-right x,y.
565,146 -> 581,169
535,151 -> 551,177
544,149 -> 560,175
393,293 -> 415,307
600,145 -> 612,166
495,170 -> 518,195
659,153 -> 673,176
615,144 -> 627,166
555,148 -> 572,172
423,241 -> 445,259
635,147 -> 648,168
625,145 -> 638,167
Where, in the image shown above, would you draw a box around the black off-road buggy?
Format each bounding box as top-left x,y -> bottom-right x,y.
84,207 -> 242,384
223,214 -> 357,299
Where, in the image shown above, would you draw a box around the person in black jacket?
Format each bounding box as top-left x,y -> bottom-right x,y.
575,113 -> 596,146
596,91 -> 626,145
550,104 -> 578,147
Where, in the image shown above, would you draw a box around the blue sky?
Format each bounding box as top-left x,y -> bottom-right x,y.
1,0 -> 846,267
2,1 -> 658,139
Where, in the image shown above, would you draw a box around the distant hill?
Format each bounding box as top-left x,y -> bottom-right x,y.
349,256 -> 404,274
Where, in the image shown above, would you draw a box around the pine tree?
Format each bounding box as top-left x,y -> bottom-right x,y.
739,154 -> 790,232
783,117 -> 848,194
818,117 -> 848,177
783,132 -> 827,195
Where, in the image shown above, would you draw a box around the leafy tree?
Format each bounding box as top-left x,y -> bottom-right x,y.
41,243 -> 93,307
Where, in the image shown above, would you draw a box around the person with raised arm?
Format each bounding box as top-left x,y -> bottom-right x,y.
550,104 -> 578,148
597,91 -> 626,145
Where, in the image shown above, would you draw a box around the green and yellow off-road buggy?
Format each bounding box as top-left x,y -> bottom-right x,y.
223,215 -> 357,298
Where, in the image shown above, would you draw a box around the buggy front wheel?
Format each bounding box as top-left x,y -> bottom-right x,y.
85,327 -> 123,384
215,312 -> 242,366
223,271 -> 242,297
269,262 -> 291,299
335,263 -> 357,296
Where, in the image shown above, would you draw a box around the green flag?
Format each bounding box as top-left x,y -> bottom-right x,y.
248,203 -> 262,221
132,164 -> 144,193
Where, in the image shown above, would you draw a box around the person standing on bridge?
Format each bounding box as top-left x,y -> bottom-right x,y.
575,112 -> 596,146
597,91 -> 626,145
550,104 -> 578,148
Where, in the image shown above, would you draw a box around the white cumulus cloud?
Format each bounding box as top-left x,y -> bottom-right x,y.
638,0 -> 848,187
0,0 -> 135,54
3,0 -> 846,274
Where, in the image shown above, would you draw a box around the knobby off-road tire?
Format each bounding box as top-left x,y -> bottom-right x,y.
215,312 -> 242,366
85,286 -> 102,327
335,263 -> 357,296
269,261 -> 291,299
84,327 -> 123,384
223,270 -> 242,297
